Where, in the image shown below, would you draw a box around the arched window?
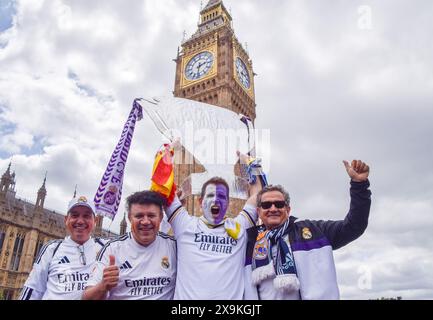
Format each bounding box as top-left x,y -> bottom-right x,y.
33,238 -> 45,263
10,233 -> 25,271
2,289 -> 14,300
0,225 -> 6,256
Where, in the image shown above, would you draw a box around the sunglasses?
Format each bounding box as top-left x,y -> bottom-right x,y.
260,201 -> 286,209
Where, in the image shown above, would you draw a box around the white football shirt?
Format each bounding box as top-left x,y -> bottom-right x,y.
20,236 -> 106,300
167,196 -> 257,300
87,232 -> 176,300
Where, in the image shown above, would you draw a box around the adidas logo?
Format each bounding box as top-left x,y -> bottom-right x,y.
119,260 -> 132,270
58,256 -> 70,264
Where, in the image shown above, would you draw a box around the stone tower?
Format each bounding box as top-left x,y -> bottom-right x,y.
173,0 -> 256,216
120,212 -> 128,235
0,163 -> 13,198
35,174 -> 47,211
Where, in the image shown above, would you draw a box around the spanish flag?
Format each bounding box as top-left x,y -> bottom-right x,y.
150,144 -> 176,205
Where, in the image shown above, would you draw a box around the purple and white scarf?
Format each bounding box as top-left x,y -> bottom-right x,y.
252,220 -> 300,292
94,99 -> 143,220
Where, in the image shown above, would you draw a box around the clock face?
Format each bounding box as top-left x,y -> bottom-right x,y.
235,57 -> 250,89
185,51 -> 214,81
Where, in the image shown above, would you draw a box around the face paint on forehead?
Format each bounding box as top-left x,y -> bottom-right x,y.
202,183 -> 229,225
216,184 -> 228,198
214,184 -> 228,224
204,184 -> 217,197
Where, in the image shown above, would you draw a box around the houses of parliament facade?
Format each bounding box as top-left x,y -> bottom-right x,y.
0,0 -> 256,300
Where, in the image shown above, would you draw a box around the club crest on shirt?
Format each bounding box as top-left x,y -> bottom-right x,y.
256,232 -> 266,241
302,227 -> 312,240
77,196 -> 88,203
253,237 -> 268,260
161,256 -> 170,269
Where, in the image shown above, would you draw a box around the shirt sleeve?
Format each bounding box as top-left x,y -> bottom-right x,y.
20,240 -> 59,300
313,180 -> 372,250
159,214 -> 173,234
94,237 -> 108,247
165,195 -> 194,236
235,203 -> 258,229
19,286 -> 44,300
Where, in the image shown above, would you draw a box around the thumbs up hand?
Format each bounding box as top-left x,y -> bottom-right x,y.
343,160 -> 370,182
109,255 -> 115,266
102,255 -> 119,291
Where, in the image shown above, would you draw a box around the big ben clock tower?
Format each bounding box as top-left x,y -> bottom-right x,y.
173,0 -> 256,216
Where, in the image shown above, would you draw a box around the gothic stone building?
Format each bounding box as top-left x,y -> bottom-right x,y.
0,164 -> 121,300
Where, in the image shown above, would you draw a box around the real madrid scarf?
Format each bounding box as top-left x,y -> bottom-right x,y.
94,99 -> 143,220
251,220 -> 300,292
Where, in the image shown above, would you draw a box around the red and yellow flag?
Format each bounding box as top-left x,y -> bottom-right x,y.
150,144 -> 176,205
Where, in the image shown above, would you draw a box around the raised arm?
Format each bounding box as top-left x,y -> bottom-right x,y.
315,160 -> 371,249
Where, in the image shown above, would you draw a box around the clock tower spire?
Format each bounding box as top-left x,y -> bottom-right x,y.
173,0 -> 256,215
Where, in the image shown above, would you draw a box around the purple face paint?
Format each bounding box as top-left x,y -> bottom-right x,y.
202,183 -> 229,225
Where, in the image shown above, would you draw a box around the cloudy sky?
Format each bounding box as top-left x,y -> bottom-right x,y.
1,0 -> 432,299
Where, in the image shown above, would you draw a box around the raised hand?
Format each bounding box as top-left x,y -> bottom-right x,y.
102,255 -> 119,291
170,137 -> 182,151
343,160 -> 370,182
237,150 -> 253,165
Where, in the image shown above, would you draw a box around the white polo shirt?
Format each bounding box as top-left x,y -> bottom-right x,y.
87,232 -> 176,300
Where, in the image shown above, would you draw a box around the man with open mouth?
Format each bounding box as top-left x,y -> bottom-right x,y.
162,152 -> 265,300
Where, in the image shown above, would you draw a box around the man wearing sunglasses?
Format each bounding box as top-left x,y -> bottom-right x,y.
20,196 -> 106,300
245,159 -> 371,300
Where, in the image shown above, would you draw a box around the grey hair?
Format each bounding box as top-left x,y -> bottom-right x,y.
256,184 -> 290,207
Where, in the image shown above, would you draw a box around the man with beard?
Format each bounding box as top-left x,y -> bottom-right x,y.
83,191 -> 176,300
20,196 -> 106,300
